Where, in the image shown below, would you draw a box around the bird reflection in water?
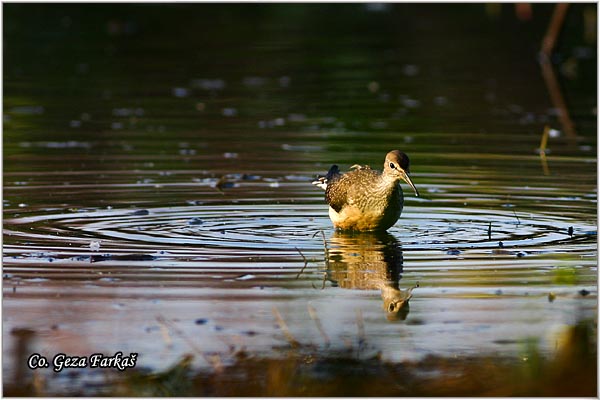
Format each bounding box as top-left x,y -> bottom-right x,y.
325,231 -> 417,321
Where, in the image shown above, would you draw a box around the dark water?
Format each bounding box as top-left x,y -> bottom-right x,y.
3,4 -> 597,394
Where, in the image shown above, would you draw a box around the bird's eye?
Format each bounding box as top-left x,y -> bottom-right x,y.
388,303 -> 396,312
389,162 -> 396,169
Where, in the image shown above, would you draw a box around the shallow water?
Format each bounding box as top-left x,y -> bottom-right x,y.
3,3 -> 597,394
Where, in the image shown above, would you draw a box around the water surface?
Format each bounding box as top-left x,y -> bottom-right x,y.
3,4 -> 597,395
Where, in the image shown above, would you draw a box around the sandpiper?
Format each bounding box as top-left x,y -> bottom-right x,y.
313,150 -> 419,231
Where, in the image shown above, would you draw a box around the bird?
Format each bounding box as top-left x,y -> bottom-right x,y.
312,150 -> 419,231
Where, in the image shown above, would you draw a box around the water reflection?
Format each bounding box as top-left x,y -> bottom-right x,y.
326,231 -> 416,320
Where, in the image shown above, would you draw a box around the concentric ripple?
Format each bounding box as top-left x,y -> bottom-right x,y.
4,203 -> 596,263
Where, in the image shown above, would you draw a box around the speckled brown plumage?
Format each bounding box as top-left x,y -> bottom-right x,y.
313,150 -> 419,231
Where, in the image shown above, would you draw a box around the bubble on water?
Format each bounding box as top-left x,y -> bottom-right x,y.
222,108 -> 237,117
365,3 -> 391,12
191,78 -> 225,91
434,96 -> 448,106
548,129 -> 561,138
236,274 -> 256,281
113,108 -> 143,117
285,175 -> 311,182
179,148 -> 196,155
279,76 -> 291,87
223,152 -> 238,159
172,87 -> 190,98
368,81 -> 380,93
243,77 -> 267,87
287,113 -> 306,122
402,64 -> 419,77
399,95 -> 420,108
89,241 -> 101,251
370,121 -> 388,129
376,92 -> 389,102
10,106 -> 44,115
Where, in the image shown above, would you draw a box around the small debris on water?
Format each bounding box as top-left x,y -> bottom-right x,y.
447,249 -> 461,256
568,226 -> 574,236
215,179 -> 236,190
89,240 -> 101,251
91,253 -> 156,263
579,289 -> 590,296
367,81 -> 380,93
242,174 -> 261,181
516,252 -> 526,258
194,318 -> 208,325
187,217 -> 204,225
548,292 -> 556,302
130,209 -> 149,216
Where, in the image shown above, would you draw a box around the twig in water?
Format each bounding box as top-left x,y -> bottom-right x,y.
311,229 -> 330,290
294,247 -> 308,279
541,3 -> 569,56
156,315 -> 223,372
156,316 -> 173,347
539,126 -> 551,176
355,309 -> 366,358
513,210 -> 521,225
212,175 -> 228,195
308,304 -> 330,347
488,222 -> 492,241
272,307 -> 299,348
313,229 -> 329,263
540,125 -> 550,153
540,4 -> 577,139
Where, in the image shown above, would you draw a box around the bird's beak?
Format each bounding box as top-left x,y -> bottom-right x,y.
401,171 -> 419,197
